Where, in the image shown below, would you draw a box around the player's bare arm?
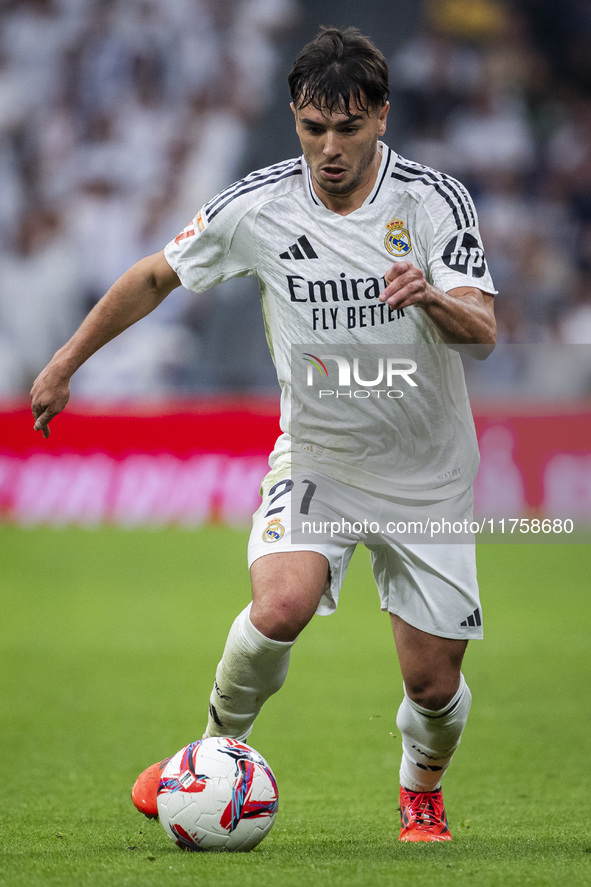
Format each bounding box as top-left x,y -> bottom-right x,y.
379,261 -> 496,354
30,250 -> 180,438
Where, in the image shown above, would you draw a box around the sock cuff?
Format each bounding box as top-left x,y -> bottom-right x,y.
404,673 -> 468,719
239,603 -> 297,652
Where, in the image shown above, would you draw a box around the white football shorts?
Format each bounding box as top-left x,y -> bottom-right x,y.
247,457 -> 483,640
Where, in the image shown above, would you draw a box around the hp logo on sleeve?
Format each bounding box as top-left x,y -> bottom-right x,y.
442,233 -> 487,278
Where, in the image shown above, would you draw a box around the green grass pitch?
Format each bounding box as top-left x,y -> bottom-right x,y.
2,525 -> 590,886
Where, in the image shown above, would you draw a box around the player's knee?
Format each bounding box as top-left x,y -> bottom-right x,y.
404,673 -> 460,712
250,592 -> 315,642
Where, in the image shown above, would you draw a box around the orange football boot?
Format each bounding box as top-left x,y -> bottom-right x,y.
398,786 -> 452,842
131,757 -> 172,819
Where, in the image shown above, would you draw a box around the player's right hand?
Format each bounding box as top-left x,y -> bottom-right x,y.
30,364 -> 71,439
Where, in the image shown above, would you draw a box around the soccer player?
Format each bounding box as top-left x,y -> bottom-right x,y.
30,27 -> 496,842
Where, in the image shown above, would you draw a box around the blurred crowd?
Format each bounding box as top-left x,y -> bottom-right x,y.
391,0 -> 591,395
0,0 -> 590,400
0,0 -> 300,397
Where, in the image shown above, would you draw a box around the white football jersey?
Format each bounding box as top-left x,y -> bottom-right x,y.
164,144 -> 496,499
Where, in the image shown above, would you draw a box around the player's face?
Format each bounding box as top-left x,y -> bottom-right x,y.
292,98 -> 389,212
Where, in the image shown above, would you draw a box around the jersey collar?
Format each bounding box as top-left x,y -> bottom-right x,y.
302,142 -> 397,214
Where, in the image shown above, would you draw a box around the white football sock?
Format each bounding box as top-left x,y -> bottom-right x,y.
204,603 -> 295,742
397,674 -> 472,792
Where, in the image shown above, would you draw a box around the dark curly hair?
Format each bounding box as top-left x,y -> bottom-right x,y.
288,26 -> 390,116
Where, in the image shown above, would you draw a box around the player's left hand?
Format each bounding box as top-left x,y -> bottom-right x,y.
379,262 -> 435,310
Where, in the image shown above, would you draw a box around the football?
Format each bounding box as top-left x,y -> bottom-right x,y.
156,737 -> 279,852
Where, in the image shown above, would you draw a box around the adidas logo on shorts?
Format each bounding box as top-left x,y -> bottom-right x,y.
460,608 -> 482,628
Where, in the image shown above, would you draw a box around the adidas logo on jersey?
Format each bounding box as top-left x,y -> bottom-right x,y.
279,235 -> 319,260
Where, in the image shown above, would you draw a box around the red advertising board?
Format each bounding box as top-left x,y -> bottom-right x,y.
1,400 -> 590,526
472,405 -> 591,521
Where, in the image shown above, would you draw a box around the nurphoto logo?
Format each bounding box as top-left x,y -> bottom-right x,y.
302,352 -> 418,399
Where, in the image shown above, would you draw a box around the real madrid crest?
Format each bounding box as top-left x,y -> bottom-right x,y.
262,519 -> 285,543
385,217 -> 412,257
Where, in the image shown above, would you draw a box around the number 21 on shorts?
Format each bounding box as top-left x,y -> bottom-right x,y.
263,478 -> 317,518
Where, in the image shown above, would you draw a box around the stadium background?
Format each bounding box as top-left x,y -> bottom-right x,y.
0,0 -> 590,528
